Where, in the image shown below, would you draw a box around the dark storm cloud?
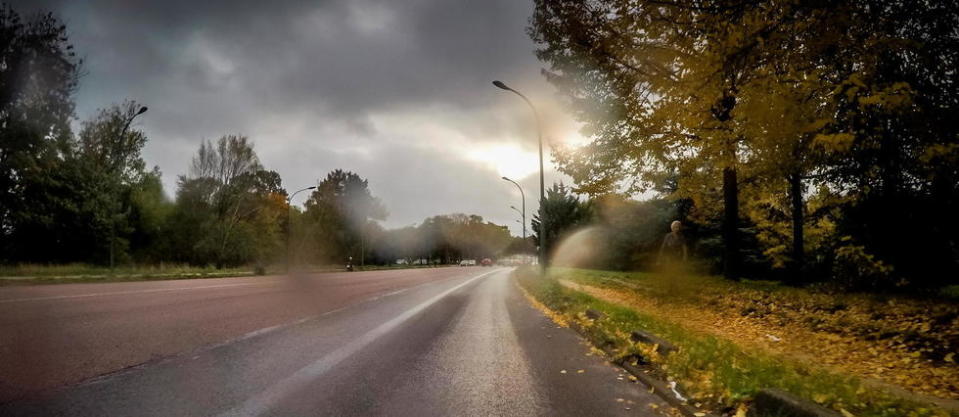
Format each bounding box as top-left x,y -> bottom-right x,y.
8,0 -> 579,233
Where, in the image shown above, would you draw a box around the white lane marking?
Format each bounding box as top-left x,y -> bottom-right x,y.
218,269 -> 502,417
0,282 -> 268,304
72,275 -> 471,389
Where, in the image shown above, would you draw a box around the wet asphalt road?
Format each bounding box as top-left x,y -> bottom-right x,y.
0,267 -> 668,416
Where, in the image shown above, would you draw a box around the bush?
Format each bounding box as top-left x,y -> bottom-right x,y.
832,242 -> 896,290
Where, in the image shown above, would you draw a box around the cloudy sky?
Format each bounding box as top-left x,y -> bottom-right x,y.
11,0 -> 586,235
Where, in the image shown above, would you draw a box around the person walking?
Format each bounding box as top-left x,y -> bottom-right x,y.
658,220 -> 688,265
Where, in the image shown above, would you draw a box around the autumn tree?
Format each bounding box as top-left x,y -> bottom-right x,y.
411,214 -> 512,263
170,135 -> 286,267
829,1 -> 958,286
531,0 -> 959,287
528,0 -> 808,279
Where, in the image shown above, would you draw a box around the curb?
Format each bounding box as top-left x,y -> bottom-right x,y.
751,389 -> 841,417
567,320 -> 718,417
574,319 -> 849,417
630,330 -> 677,356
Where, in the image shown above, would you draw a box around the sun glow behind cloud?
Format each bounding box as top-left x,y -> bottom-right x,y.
466,143 -> 539,180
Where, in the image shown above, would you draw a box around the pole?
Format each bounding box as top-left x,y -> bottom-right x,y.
502,177 -> 526,240
494,81 -> 545,268
510,206 -> 525,239
287,186 -> 316,273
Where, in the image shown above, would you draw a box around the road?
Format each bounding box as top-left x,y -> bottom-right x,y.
0,267 -> 669,416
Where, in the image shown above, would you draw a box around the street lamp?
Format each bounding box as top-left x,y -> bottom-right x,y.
509,205 -> 525,235
501,176 -> 526,241
287,186 -> 317,273
109,105 -> 148,270
494,81 -> 546,267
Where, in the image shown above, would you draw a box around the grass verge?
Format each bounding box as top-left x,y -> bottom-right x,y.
0,263 -> 454,286
514,266 -> 957,417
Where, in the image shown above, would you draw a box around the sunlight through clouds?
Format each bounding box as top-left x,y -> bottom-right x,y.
466,143 -> 539,180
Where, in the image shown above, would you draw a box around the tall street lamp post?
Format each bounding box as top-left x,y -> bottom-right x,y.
110,105 -> 148,270
510,205 -> 525,237
501,176 -> 526,240
494,81 -> 546,267
287,186 -> 316,273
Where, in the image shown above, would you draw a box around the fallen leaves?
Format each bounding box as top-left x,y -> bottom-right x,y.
557,273 -> 959,400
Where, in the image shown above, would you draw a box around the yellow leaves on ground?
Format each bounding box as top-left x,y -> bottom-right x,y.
557,273 -> 959,401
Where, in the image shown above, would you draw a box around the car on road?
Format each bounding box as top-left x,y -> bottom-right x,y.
458,259 -> 476,266
481,258 -> 492,267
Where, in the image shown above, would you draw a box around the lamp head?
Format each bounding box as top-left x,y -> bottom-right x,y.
492,80 -> 510,91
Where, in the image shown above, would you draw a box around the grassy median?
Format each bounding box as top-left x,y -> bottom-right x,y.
514,266 -> 958,417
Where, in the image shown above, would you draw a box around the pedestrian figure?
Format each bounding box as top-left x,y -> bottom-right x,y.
658,220 -> 688,264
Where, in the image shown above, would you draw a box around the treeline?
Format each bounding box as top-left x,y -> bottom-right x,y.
528,0 -> 959,289
288,170 -> 518,266
355,214 -> 518,265
0,5 -> 518,269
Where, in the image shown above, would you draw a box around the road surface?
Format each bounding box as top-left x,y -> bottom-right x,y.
0,267 -> 669,416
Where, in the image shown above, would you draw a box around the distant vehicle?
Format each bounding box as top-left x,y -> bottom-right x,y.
481,258 -> 493,267
458,259 -> 477,267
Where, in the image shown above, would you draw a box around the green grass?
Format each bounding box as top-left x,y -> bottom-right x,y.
0,262 -> 456,286
515,266 -> 956,417
0,263 -> 254,278
0,263 -> 259,285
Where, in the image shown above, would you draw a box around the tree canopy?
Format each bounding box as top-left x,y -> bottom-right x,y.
529,0 -> 959,287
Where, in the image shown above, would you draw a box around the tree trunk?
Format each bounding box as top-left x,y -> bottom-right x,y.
788,173 -> 805,283
722,166 -> 740,280
713,89 -> 740,281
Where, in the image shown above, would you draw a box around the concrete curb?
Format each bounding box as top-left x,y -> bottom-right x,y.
630,330 -> 677,356
579,321 -> 849,417
751,389 -> 841,417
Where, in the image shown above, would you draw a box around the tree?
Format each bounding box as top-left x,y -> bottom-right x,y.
810,0 -> 959,287
528,0 -> 796,279
531,0 -> 959,287
414,214 -> 511,263
590,194 -> 677,270
72,101 -> 152,265
302,169 -> 387,265
531,183 -> 593,262
0,4 -> 80,261
171,135 -> 286,267
126,168 -> 172,262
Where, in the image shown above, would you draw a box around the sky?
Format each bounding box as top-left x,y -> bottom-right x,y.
10,0 -> 587,236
